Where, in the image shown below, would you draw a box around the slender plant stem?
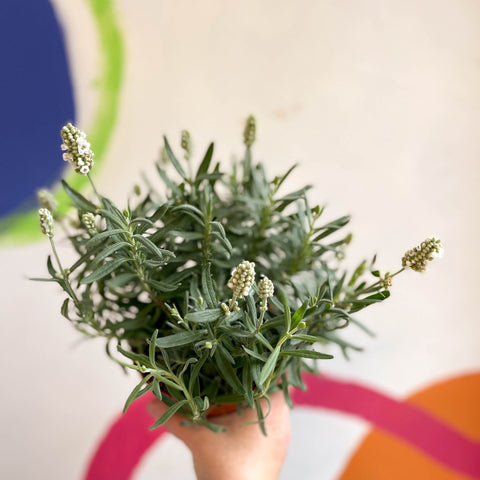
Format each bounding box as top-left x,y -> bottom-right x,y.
87,173 -> 102,204
49,237 -> 81,307
256,299 -> 267,333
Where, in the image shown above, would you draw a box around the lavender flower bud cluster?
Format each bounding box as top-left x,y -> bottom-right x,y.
180,129 -> 192,160
258,276 -> 274,300
402,237 -> 442,272
243,115 -> 256,147
228,260 -> 256,298
37,189 -> 58,213
82,213 -> 97,233
61,123 -> 94,175
38,208 -> 54,237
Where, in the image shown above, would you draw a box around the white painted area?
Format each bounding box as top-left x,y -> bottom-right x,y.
49,0 -> 100,130
2,1 -> 480,479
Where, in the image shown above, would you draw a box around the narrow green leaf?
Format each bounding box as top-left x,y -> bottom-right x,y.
333,272 -> 346,299
124,374 -> 153,413
134,234 -> 175,260
150,399 -> 188,429
80,257 -> 131,284
149,202 -> 171,222
197,418 -> 226,433
164,136 -> 187,179
210,221 -> 232,254
131,216 -> 154,228
279,289 -> 291,332
29,277 -> 58,283
255,332 -> 274,352
188,351 -> 209,393
255,398 -> 267,436
195,142 -> 214,181
85,229 -> 128,249
172,205 -> 205,226
62,180 -> 97,211
243,362 -> 254,408
291,300 -> 309,329
152,380 -> 163,400
280,349 -> 333,359
273,164 -> 297,191
259,345 -> 281,385
60,298 -> 70,320
98,209 -> 128,229
92,242 -> 131,265
276,186 -> 312,203
149,330 -> 158,366
184,308 -> 222,323
281,373 -> 293,408
242,346 -> 267,362
146,279 -> 178,293
291,334 -> 322,343
117,344 -> 150,365
349,290 -> 391,313
156,330 -> 204,348
156,165 -> 182,195
201,264 -> 216,308
313,215 -> 351,241
214,346 -> 244,393
47,255 -> 57,277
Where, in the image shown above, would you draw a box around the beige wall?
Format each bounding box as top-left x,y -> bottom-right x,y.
2,1 -> 480,478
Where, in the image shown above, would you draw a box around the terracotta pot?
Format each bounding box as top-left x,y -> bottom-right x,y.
206,402 -> 238,417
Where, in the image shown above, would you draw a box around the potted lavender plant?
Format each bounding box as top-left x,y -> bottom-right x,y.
34,116 -> 442,433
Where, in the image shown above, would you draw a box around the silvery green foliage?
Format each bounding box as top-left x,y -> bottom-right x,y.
38,119 -> 404,433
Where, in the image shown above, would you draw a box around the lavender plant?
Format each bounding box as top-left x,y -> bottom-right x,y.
33,118 -> 442,433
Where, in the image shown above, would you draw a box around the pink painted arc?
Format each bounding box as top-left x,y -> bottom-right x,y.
84,393 -> 166,480
84,373 -> 480,480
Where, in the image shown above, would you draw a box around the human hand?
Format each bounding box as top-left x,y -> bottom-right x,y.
147,391 -> 291,480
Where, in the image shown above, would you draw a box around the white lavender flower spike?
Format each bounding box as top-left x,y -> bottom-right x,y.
81,213 -> 97,233
243,115 -> 256,147
38,208 -> 54,237
37,189 -> 58,213
228,260 -> 256,298
60,123 -> 94,175
402,237 -> 443,273
258,276 -> 274,300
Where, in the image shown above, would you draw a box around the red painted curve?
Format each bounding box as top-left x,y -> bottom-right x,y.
84,373 -> 480,480
84,393 -> 166,480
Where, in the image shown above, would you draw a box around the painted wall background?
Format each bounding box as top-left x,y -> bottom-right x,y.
1,1 -> 479,479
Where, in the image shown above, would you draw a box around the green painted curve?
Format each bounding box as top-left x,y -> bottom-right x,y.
0,0 -> 124,245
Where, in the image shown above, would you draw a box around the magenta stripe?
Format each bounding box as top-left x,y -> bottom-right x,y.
292,373 -> 480,479
83,393 -> 166,480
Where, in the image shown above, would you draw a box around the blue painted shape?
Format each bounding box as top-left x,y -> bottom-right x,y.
0,0 -> 75,217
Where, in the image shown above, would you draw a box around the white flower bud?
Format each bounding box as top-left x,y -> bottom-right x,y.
39,208 -> 54,237
258,276 -> 274,300
82,212 -> 97,233
60,123 -> 94,175
37,189 -> 58,213
228,260 -> 256,298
